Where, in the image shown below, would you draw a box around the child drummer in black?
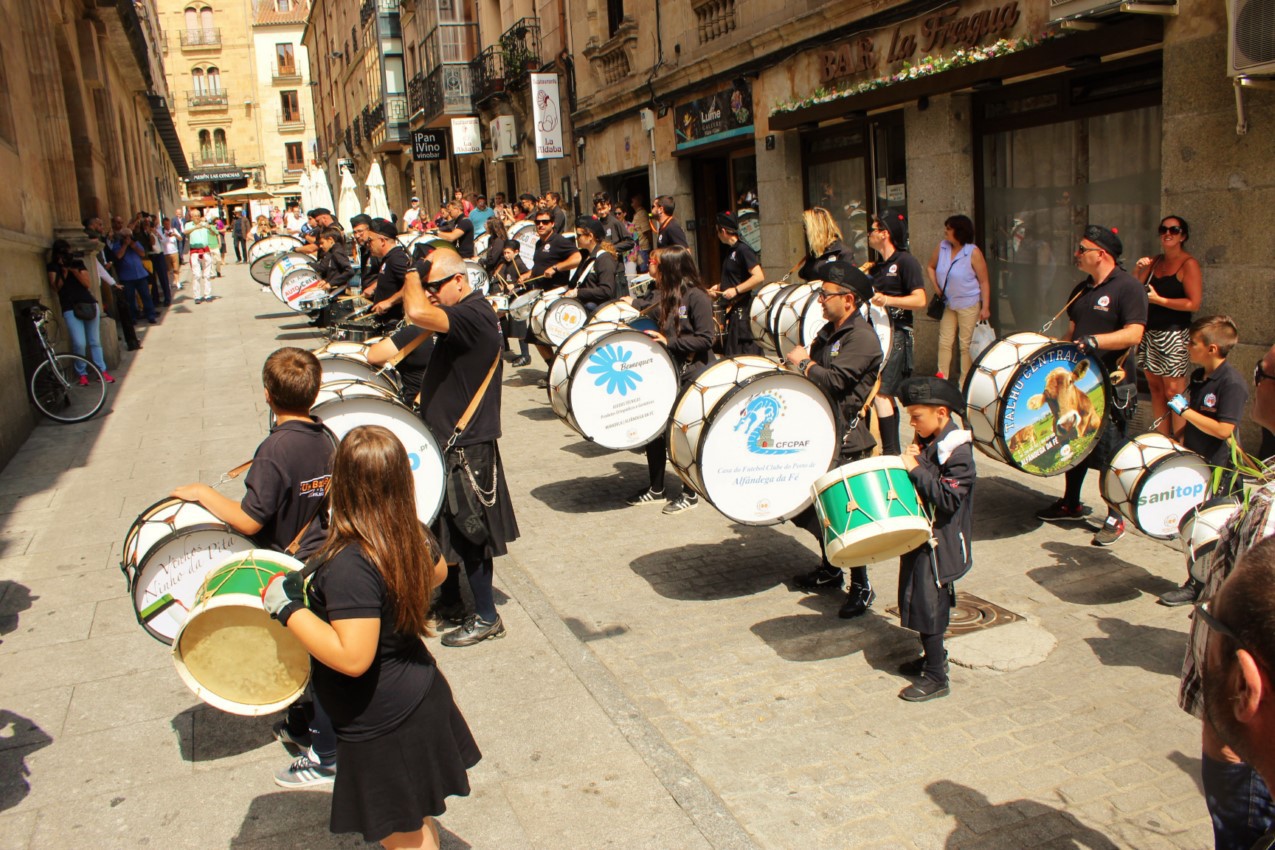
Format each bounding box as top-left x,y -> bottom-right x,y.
896,377 -> 976,702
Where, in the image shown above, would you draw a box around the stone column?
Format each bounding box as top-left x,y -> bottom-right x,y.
23,4 -> 81,229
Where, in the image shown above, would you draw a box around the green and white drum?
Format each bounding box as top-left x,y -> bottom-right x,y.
172,550 -> 311,717
811,456 -> 932,567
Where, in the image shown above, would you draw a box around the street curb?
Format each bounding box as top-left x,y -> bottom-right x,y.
498,555 -> 761,850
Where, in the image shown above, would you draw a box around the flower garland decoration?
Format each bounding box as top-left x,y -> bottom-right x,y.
770,32 -> 1062,116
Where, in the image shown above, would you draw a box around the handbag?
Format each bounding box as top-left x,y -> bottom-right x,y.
927,248 -> 958,321
72,302 -> 97,321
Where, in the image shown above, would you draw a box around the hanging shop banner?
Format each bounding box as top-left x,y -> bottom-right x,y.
411,129 -> 446,161
451,117 -> 482,156
492,115 -> 519,160
530,73 -> 565,159
674,80 -> 754,152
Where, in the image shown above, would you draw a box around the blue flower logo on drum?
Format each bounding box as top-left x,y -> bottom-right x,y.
587,344 -> 643,396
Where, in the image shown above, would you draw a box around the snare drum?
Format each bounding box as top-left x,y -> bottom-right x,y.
590,299 -> 660,333
296,290 -> 330,313
668,356 -> 837,524
314,339 -> 372,357
1179,496 -> 1242,582
172,550 -> 310,716
548,322 -> 680,449
331,319 -> 384,343
628,274 -> 654,298
529,287 -> 568,344
121,498 -> 256,644
811,456 -> 932,567
1101,433 -> 1212,539
316,346 -> 401,394
509,289 -> 543,323
963,332 -> 1110,476
540,296 -> 589,347
280,267 -> 327,312
310,380 -> 445,523
487,294 -> 510,314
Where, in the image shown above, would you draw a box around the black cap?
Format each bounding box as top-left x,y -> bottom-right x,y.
814,260 -> 873,303
369,218 -> 397,240
898,376 -> 965,415
350,213 -> 372,227
1083,224 -> 1123,258
575,216 -> 604,241
716,212 -> 739,233
876,209 -> 908,249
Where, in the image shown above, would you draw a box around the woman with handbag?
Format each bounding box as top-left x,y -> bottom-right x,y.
46,240 -> 114,385
926,214 -> 990,384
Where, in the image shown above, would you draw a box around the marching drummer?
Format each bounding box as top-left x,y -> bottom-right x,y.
786,261 -> 884,618
518,210 -> 580,375
564,217 -> 622,312
1034,225 -> 1147,547
366,219 -> 411,325
708,212 -> 764,356
894,376 -> 976,702
867,210 -> 927,457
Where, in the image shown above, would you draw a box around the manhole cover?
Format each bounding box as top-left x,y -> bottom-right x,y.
887,591 -> 1023,637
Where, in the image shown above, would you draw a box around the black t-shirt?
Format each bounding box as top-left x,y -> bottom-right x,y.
720,239 -> 761,288
1184,363 -> 1248,467
241,418 -> 334,557
440,216 -> 475,258
1066,266 -> 1149,386
531,233 -> 578,283
871,250 -> 925,328
656,218 -> 689,249
390,324 -> 435,406
599,213 -> 635,254
550,206 -> 568,234
47,259 -> 96,313
370,245 -> 409,320
307,543 -> 435,741
418,291 -> 503,447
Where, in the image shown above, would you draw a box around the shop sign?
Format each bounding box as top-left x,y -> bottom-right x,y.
411,130 -> 446,161
190,169 -> 246,181
820,1 -> 1023,84
674,80 -> 753,151
491,116 -> 519,160
530,73 -> 565,159
451,117 -> 482,155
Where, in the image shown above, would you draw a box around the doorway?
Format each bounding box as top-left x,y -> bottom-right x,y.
691,148 -> 757,286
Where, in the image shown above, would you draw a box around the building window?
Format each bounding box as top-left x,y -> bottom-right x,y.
276,43 -> 295,74
198,129 -> 212,159
276,0 -> 291,10
351,26 -> 358,52
280,90 -> 300,122
0,43 -> 13,147
191,67 -> 205,93
285,142 -> 304,170
607,0 -> 625,37
213,129 -> 227,161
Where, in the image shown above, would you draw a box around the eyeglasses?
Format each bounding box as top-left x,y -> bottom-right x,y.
1074,244 -> 1103,255
1192,600 -> 1270,675
1255,362 -> 1275,386
534,219 -> 552,225
869,226 -> 887,234
1158,225 -> 1185,236
817,289 -> 849,301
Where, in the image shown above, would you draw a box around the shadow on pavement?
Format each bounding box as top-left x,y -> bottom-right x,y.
927,779 -> 1120,849
529,461 -> 649,514
276,331 -> 324,341
1083,615 -> 1187,677
0,709 -> 53,814
1027,542 -> 1178,605
255,312 -> 296,320
750,595 -> 915,668
628,523 -> 805,601
173,705 -> 282,763
558,440 -> 615,459
0,581 -> 37,642
1168,750 -> 1205,797
230,791 -> 472,848
516,406 -> 558,422
972,474 -> 1055,541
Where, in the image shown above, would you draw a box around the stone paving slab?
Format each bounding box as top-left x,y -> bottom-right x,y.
0,261 -> 1214,848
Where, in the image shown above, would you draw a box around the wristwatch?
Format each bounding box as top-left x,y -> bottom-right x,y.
797,358 -> 813,373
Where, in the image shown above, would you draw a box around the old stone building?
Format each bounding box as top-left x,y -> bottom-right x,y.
0,0 -> 186,468
570,0 -> 1274,438
251,0 -> 320,196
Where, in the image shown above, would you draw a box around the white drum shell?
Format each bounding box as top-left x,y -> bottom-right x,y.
1101,433 -> 1212,539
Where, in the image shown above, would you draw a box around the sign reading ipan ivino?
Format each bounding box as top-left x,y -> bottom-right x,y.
411,130 -> 446,161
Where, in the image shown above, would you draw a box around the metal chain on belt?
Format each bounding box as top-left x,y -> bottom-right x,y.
458,447 -> 499,508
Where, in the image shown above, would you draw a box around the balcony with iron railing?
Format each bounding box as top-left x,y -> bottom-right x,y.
281,162 -> 304,182
361,0 -> 399,25
498,17 -> 541,90
420,64 -> 473,124
187,90 -> 229,109
190,151 -> 236,169
277,109 -> 306,131
471,45 -> 505,106
272,65 -> 303,84
179,28 -> 221,50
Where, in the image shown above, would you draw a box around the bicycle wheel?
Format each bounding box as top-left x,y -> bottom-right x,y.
30,354 -> 107,423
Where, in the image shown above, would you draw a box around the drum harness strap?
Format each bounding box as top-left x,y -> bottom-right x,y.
446,351 -> 504,508
1041,283 -> 1139,408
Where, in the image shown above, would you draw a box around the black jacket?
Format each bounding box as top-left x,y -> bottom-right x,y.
800,240 -> 851,282
633,286 -> 716,378
598,213 -> 635,255
569,249 -> 620,305
315,243 -> 354,289
805,310 -> 882,457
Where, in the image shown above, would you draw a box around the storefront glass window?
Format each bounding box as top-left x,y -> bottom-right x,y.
733,154 -> 760,254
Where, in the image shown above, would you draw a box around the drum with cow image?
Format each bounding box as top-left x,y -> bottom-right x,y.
963,332 -> 1111,477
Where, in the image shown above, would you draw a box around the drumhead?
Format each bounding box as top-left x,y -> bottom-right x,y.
1104,434 -> 1211,539
248,234 -> 304,266
963,333 -> 1110,477
473,231 -> 490,256
509,289 -> 542,322
566,328 -> 679,449
509,219 -> 538,269
311,382 -> 445,523
280,267 -> 326,312
861,303 -> 893,368
269,253 -> 316,301
465,259 -> 489,296
543,297 -> 588,347
317,353 -> 400,393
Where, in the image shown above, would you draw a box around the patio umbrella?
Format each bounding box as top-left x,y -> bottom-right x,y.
298,168 -> 314,213
337,165 -> 362,233
364,161 -> 392,221
311,165 -> 336,213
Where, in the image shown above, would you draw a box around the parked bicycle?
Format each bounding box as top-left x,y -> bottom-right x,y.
27,305 -> 108,423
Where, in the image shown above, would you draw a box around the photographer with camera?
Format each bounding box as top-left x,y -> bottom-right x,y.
108,213 -> 158,325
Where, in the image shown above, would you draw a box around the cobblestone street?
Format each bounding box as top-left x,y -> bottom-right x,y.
0,263 -> 1213,848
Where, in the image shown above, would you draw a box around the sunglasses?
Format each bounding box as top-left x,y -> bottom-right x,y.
1074,244 -> 1103,255
1158,225 -> 1185,236
424,273 -> 461,293
535,219 -> 552,225
1192,600 -> 1270,674
1255,362 -> 1275,386
869,226 -> 887,234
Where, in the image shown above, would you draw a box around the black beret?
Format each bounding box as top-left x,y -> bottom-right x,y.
1083,224 -> 1123,258
716,212 -> 739,232
814,260 -> 874,303
898,376 -> 965,415
875,209 -> 908,249
369,218 -> 397,240
575,216 -> 605,241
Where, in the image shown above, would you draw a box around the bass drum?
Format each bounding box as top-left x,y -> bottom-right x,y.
465,259 -> 490,296
1101,433 -> 1212,539
540,296 -> 589,347
589,299 -> 659,333
861,302 -> 893,370
548,321 -> 680,450
310,380 -> 446,523
279,267 -> 327,312
269,252 -> 316,302
508,219 -> 539,269
473,231 -> 490,257
316,347 -> 401,394
963,332 -> 1110,477
248,234 -> 304,267
529,287 -> 568,344
1179,496 -> 1242,582
769,282 -> 825,359
668,356 -> 837,525
121,498 -> 256,644
749,281 -> 785,356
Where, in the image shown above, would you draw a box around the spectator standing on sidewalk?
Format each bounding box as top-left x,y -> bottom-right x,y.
142,214 -> 172,308
184,208 -> 219,304
109,214 -> 158,325
85,216 -> 140,351
46,239 -> 114,385
232,212 -> 249,263
162,218 -> 182,288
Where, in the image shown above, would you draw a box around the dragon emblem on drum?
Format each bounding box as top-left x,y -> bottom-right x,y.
735,393 -> 800,455
586,344 -> 644,396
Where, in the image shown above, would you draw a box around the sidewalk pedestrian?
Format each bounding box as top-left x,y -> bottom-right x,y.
46,239 -> 114,385
109,214 -> 158,324
232,211 -> 249,262
184,208 -> 219,303
162,218 -> 182,288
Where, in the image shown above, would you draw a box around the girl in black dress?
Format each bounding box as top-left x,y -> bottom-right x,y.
263,424 -> 480,849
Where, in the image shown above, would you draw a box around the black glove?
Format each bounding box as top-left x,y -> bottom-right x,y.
1078,335 -> 1099,353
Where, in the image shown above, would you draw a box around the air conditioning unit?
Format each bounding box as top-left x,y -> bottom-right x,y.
1049,0 -> 1176,23
1229,0 -> 1275,76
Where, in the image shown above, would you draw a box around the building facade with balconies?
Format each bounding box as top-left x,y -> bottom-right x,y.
251,0 -> 318,195
0,0 -> 187,467
157,0 -> 267,195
